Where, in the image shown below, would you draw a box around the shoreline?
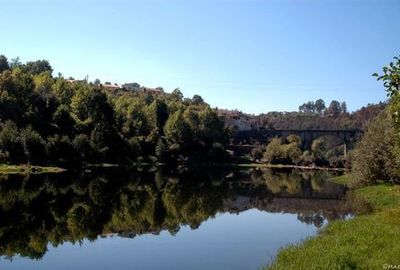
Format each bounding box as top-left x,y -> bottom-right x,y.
0,162 -> 347,175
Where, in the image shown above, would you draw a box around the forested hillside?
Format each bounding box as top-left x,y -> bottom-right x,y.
0,55 -> 229,166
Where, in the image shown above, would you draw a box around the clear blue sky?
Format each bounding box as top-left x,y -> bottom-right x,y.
2,0 -> 399,114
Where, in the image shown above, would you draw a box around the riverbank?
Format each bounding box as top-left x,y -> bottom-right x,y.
266,175 -> 400,269
0,164 -> 66,174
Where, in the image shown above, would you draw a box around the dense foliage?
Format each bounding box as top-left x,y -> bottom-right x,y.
0,55 -> 229,166
352,55 -> 400,185
261,134 -> 347,168
352,111 -> 399,184
263,136 -> 302,165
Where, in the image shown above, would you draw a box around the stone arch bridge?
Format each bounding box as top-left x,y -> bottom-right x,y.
233,129 -> 363,150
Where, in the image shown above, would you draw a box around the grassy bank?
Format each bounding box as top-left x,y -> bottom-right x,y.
0,164 -> 65,174
266,175 -> 400,270
329,174 -> 351,185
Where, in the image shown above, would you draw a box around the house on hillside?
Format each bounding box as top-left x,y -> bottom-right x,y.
122,82 -> 141,91
102,82 -> 121,91
141,87 -> 164,94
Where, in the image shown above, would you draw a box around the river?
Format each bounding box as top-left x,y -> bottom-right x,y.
0,167 -> 350,270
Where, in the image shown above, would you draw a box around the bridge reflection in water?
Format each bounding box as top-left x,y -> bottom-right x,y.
224,169 -> 350,228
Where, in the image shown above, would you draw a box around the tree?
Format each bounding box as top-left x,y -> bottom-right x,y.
299,101 -> 315,113
21,127 -> 47,164
264,136 -> 303,165
311,138 -> 327,165
264,138 -> 284,164
0,68 -> 35,125
198,107 -> 227,144
352,111 -> 399,184
327,100 -> 341,117
0,121 -> 26,163
171,88 -> 183,101
164,110 -> 192,146
9,57 -> 22,69
47,135 -> 79,165
53,105 -> 76,136
23,60 -> 53,75
72,134 -> 94,162
155,138 -> 168,162
191,94 -> 204,105
127,137 -> 141,159
314,99 -> 326,114
0,55 -> 9,73
30,92 -> 59,137
374,55 -> 400,131
286,134 -> 301,146
340,101 -> 347,114
147,99 -> 169,134
53,78 -> 74,104
283,135 -> 303,165
71,87 -> 116,136
0,88 -> 21,124
373,55 -> 400,98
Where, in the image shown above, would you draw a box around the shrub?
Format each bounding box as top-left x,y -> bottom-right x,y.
264,138 -> 285,164
352,111 -> 400,185
311,138 -> 327,166
264,135 -> 302,165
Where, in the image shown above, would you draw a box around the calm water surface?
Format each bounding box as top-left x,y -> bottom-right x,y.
0,168 -> 350,270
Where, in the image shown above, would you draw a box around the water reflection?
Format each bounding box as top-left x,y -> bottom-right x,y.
0,168 -> 350,263
230,169 -> 349,227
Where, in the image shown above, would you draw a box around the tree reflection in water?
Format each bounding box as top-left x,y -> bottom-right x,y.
0,167 -> 350,260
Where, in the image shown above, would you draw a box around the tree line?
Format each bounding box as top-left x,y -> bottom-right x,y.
0,55 -> 229,167
298,99 -> 347,116
251,134 -> 348,168
220,100 -> 384,131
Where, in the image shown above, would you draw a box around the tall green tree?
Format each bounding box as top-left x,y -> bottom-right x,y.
0,121 -> 26,163
352,111 -> 399,184
327,100 -> 342,117
0,55 -> 9,73
374,55 -> 400,131
21,127 -> 47,164
23,60 -> 53,75
315,99 -> 326,114
171,88 -> 183,101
